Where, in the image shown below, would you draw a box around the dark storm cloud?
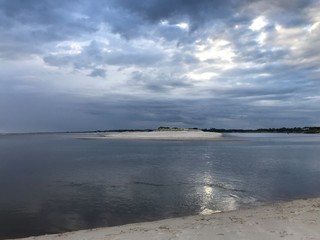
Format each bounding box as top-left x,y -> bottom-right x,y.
97,0 -> 246,41
129,70 -> 193,92
110,0 -> 239,25
107,0 -> 317,36
0,0 -> 316,62
0,0 -> 315,54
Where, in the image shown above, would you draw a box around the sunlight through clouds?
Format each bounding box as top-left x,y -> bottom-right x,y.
249,16 -> 268,31
195,39 -> 235,66
176,22 -> 189,31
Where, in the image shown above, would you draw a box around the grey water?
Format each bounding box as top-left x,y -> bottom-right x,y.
0,133 -> 320,239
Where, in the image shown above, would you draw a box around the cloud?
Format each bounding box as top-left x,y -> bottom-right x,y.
89,68 -> 106,78
0,0 -> 320,132
129,70 -> 192,93
108,0 -> 239,31
43,39 -> 166,73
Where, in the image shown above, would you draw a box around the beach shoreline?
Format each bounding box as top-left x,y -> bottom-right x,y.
77,130 -> 228,141
13,197 -> 320,240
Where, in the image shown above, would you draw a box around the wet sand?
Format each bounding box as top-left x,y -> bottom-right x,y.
15,198 -> 320,240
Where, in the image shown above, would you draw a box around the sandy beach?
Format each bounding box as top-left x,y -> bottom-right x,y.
14,197 -> 320,240
79,130 -> 225,141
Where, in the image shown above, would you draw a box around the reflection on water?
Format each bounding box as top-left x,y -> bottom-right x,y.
199,174 -> 215,215
0,133 -> 320,238
195,171 -> 243,215
204,184 -> 214,196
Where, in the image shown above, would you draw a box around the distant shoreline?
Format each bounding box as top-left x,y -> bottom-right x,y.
14,197 -> 320,240
1,126 -> 320,135
77,130 -> 227,141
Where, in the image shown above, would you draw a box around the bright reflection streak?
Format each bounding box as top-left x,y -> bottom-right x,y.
197,171 -> 241,215
199,174 -> 216,215
204,185 -> 213,195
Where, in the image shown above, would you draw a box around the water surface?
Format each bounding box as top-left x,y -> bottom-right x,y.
0,133 -> 320,239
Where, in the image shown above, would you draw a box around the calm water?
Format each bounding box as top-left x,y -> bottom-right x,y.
0,133 -> 320,239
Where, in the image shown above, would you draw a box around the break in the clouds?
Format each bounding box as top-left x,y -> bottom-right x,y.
0,0 -> 320,132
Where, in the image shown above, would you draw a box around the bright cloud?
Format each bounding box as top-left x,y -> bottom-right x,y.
249,16 -> 268,31
195,39 -> 235,64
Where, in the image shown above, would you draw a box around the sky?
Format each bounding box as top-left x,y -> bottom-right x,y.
0,0 -> 320,132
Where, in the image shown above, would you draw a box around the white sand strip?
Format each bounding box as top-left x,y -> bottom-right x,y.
79,131 -> 224,141
15,198 -> 320,240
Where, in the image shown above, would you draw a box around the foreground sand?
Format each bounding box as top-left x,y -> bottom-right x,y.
16,198 -> 320,240
79,130 -> 225,141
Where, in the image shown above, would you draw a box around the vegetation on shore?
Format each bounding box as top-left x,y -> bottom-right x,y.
202,126 -> 320,134
95,126 -> 320,134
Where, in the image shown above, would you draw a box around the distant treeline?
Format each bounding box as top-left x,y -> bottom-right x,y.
93,126 -> 320,134
202,127 -> 320,134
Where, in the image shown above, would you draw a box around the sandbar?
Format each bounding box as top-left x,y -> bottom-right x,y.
78,130 -> 226,141
15,197 -> 320,240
